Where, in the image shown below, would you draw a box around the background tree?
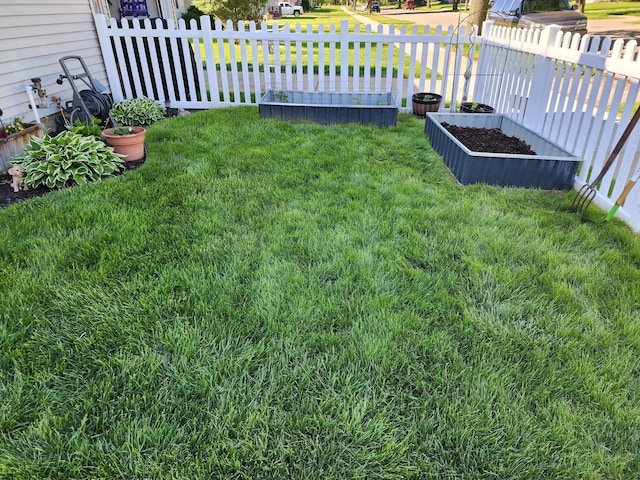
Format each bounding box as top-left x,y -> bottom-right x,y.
181,5 -> 216,28
465,0 -> 490,35
193,0 -> 268,24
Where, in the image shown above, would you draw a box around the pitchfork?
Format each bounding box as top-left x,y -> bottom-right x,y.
572,104 -> 640,219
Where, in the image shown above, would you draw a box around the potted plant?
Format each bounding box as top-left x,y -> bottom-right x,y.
412,93 -> 442,117
460,102 -> 495,114
1,114 -> 45,173
103,97 -> 166,162
101,126 -> 147,162
109,96 -> 166,128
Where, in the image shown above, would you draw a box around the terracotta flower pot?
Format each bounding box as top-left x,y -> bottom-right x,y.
460,102 -> 495,114
412,93 -> 442,117
102,126 -> 146,162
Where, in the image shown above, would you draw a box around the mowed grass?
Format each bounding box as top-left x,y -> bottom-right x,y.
1,107 -> 639,479
585,1 -> 640,20
199,6 -> 432,79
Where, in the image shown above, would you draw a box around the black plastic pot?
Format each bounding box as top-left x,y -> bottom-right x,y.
460,102 -> 495,114
412,93 -> 442,117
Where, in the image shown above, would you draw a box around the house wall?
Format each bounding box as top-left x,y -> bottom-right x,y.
0,0 -> 108,131
104,0 -> 162,19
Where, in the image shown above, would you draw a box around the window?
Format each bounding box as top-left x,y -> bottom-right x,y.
521,0 -> 570,14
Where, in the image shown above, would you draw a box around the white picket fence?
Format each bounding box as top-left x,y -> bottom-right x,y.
94,15 -> 478,109
93,14 -> 640,232
478,22 -> 640,232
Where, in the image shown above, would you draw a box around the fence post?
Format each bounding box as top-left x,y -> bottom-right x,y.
472,20 -> 493,107
521,24 -> 561,131
340,20 -> 350,92
93,14 -> 124,102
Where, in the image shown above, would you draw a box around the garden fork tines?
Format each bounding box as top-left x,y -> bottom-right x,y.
571,103 -> 640,219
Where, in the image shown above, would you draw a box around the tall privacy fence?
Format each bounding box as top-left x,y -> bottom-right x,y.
93,14 -> 640,232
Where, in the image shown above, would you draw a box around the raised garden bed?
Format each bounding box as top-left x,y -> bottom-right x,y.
424,113 -> 580,189
259,90 -> 398,127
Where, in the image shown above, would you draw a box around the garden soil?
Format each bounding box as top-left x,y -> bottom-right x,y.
441,123 -> 537,155
0,159 -> 145,209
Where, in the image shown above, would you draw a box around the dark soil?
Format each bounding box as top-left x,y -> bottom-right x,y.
441,123 -> 537,155
0,159 -> 145,209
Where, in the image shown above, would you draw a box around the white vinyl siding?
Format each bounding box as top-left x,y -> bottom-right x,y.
0,1 -> 108,128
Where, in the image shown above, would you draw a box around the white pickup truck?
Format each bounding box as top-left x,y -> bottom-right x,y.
278,2 -> 303,16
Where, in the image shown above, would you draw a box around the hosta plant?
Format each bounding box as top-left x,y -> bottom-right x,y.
110,97 -> 166,127
11,131 -> 124,189
66,117 -> 104,141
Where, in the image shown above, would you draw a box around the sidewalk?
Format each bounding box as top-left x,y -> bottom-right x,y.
587,16 -> 640,41
342,7 -> 476,101
369,7 -> 640,41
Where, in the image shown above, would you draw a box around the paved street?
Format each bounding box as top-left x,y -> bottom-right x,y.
373,8 -> 640,41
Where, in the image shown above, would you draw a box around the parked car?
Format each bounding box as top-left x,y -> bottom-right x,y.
361,1 -> 380,11
277,1 -> 303,16
487,0 -> 587,35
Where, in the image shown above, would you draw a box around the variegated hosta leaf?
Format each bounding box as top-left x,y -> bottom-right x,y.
11,131 -> 125,189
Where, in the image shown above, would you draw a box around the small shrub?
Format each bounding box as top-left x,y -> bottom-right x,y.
66,118 -> 104,141
181,5 -> 215,28
110,97 -> 166,127
111,126 -> 138,136
11,131 -> 124,189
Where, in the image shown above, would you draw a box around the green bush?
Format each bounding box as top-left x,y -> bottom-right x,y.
181,5 -> 215,28
110,97 -> 166,127
66,118 -> 104,141
11,131 -> 124,189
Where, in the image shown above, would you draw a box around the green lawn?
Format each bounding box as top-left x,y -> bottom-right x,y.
1,108 -> 639,479
585,1 -> 640,20
201,6 -> 433,79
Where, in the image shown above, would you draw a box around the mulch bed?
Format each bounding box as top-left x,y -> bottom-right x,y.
441,123 -> 537,155
0,108 -> 192,209
0,159 -> 145,209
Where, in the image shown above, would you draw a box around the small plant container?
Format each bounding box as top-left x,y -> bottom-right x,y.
424,113 -> 580,189
1,123 -> 45,173
460,102 -> 495,114
259,90 -> 398,126
412,93 -> 442,117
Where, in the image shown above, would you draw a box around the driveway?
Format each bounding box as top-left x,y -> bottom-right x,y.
587,16 -> 640,41
375,8 -> 640,41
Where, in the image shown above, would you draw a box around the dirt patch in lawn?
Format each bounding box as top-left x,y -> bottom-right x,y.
0,159 -> 145,209
441,123 -> 537,155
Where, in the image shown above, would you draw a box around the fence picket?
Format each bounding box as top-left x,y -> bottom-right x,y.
145,20 -> 166,102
